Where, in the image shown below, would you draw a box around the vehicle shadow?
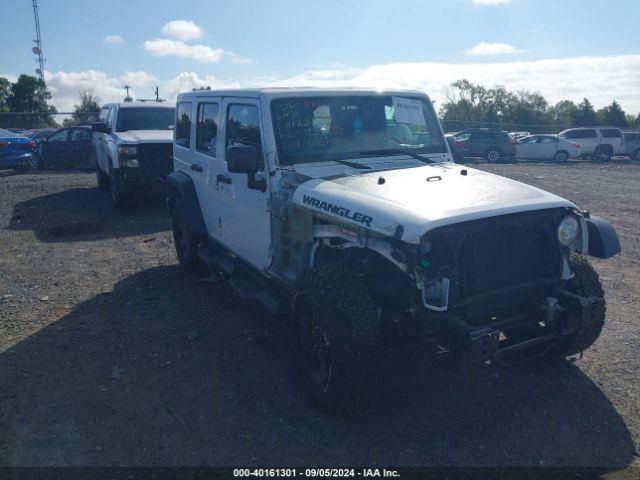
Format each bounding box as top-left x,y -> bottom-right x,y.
7,184 -> 169,243
0,266 -> 635,468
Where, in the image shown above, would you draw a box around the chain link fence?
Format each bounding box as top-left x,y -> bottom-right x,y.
1,110 -> 602,178
0,112 -> 99,176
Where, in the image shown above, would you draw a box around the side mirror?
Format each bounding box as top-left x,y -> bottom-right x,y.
227,144 -> 260,174
91,122 -> 110,134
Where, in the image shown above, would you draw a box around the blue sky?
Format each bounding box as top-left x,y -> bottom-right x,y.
1,0 -> 639,113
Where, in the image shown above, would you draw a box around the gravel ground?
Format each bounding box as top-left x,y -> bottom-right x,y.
0,160 -> 639,470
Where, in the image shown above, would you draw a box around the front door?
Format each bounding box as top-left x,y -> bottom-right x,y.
216,99 -> 272,270
41,129 -> 70,167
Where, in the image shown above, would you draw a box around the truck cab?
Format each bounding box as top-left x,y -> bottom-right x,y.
92,101 -> 175,209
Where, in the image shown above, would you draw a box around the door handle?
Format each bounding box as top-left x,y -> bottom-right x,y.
216,174 -> 232,185
191,163 -> 203,172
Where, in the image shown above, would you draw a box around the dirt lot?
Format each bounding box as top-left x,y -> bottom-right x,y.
1,160 -> 639,469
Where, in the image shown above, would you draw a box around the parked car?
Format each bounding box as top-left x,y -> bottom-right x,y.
32,126 -> 93,169
23,128 -> 57,142
509,131 -> 531,140
167,87 -> 620,410
0,128 -> 35,172
92,101 -> 176,209
558,127 -> 625,161
516,134 -> 581,162
447,128 -> 516,162
621,130 -> 640,161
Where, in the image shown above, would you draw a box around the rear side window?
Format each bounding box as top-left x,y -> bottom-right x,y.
581,129 -> 598,139
624,133 -> 638,141
602,129 -> 622,138
196,102 -> 219,156
175,102 -> 193,148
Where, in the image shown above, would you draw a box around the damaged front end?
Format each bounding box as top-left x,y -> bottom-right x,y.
412,208 -> 609,364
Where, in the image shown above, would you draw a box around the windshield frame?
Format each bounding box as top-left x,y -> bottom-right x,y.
269,94 -> 447,166
115,107 -> 175,132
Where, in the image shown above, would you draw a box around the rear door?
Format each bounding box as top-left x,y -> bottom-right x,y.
537,136 -> 558,159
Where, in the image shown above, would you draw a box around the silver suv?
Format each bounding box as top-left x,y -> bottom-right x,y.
558,127 -> 625,161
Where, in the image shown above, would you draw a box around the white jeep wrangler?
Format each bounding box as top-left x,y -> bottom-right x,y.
92,101 -> 176,209
167,88 -> 620,410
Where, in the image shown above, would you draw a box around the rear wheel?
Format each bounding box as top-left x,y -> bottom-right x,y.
554,150 -> 568,163
293,265 -> 382,412
594,145 -> 612,162
171,198 -> 206,274
485,147 -> 502,163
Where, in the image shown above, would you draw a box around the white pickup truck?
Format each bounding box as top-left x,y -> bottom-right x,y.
92,102 -> 175,209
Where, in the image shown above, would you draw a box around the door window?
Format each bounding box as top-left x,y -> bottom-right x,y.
226,104 -> 262,151
196,103 -> 219,156
48,130 -> 69,142
71,129 -> 91,141
175,102 -> 193,148
519,136 -> 538,144
105,107 -> 115,130
539,136 -> 558,143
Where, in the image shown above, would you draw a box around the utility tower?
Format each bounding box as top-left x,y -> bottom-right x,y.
31,0 -> 49,102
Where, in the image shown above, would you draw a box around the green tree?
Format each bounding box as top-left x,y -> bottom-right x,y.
0,77 -> 11,112
600,100 -> 628,128
3,74 -> 57,128
71,88 -> 100,124
573,98 -> 597,126
548,100 -> 578,129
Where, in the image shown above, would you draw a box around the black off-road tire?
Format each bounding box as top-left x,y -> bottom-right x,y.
110,169 -> 130,210
96,166 -> 110,190
594,145 -> 612,162
171,198 -> 206,274
551,254 -> 606,357
292,265 -> 382,412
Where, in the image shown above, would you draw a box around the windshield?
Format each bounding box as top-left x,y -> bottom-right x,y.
116,107 -> 175,132
271,95 -> 446,165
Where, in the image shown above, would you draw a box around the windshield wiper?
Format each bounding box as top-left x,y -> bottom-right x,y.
359,149 -> 435,164
333,159 -> 371,169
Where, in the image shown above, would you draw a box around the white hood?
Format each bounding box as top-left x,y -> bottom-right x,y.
292,162 -> 575,244
116,130 -> 173,143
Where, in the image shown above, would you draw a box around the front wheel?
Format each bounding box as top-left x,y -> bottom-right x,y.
554,150 -> 568,163
110,170 -> 130,210
485,147 -> 502,163
293,265 -> 382,412
171,198 -> 206,273
96,166 -> 109,190
551,254 -> 606,357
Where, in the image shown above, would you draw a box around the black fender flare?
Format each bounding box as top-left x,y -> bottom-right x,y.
166,171 -> 207,236
585,215 -> 621,259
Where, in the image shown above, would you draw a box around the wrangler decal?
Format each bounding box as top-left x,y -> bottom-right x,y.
302,194 -> 373,227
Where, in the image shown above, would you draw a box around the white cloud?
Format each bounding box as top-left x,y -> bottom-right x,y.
261,55 -> 640,114
161,20 -> 203,41
164,72 -> 240,98
103,35 -> 124,45
41,70 -> 158,111
472,0 -> 510,5
144,38 -> 251,64
8,54 -> 640,116
466,42 -> 522,56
